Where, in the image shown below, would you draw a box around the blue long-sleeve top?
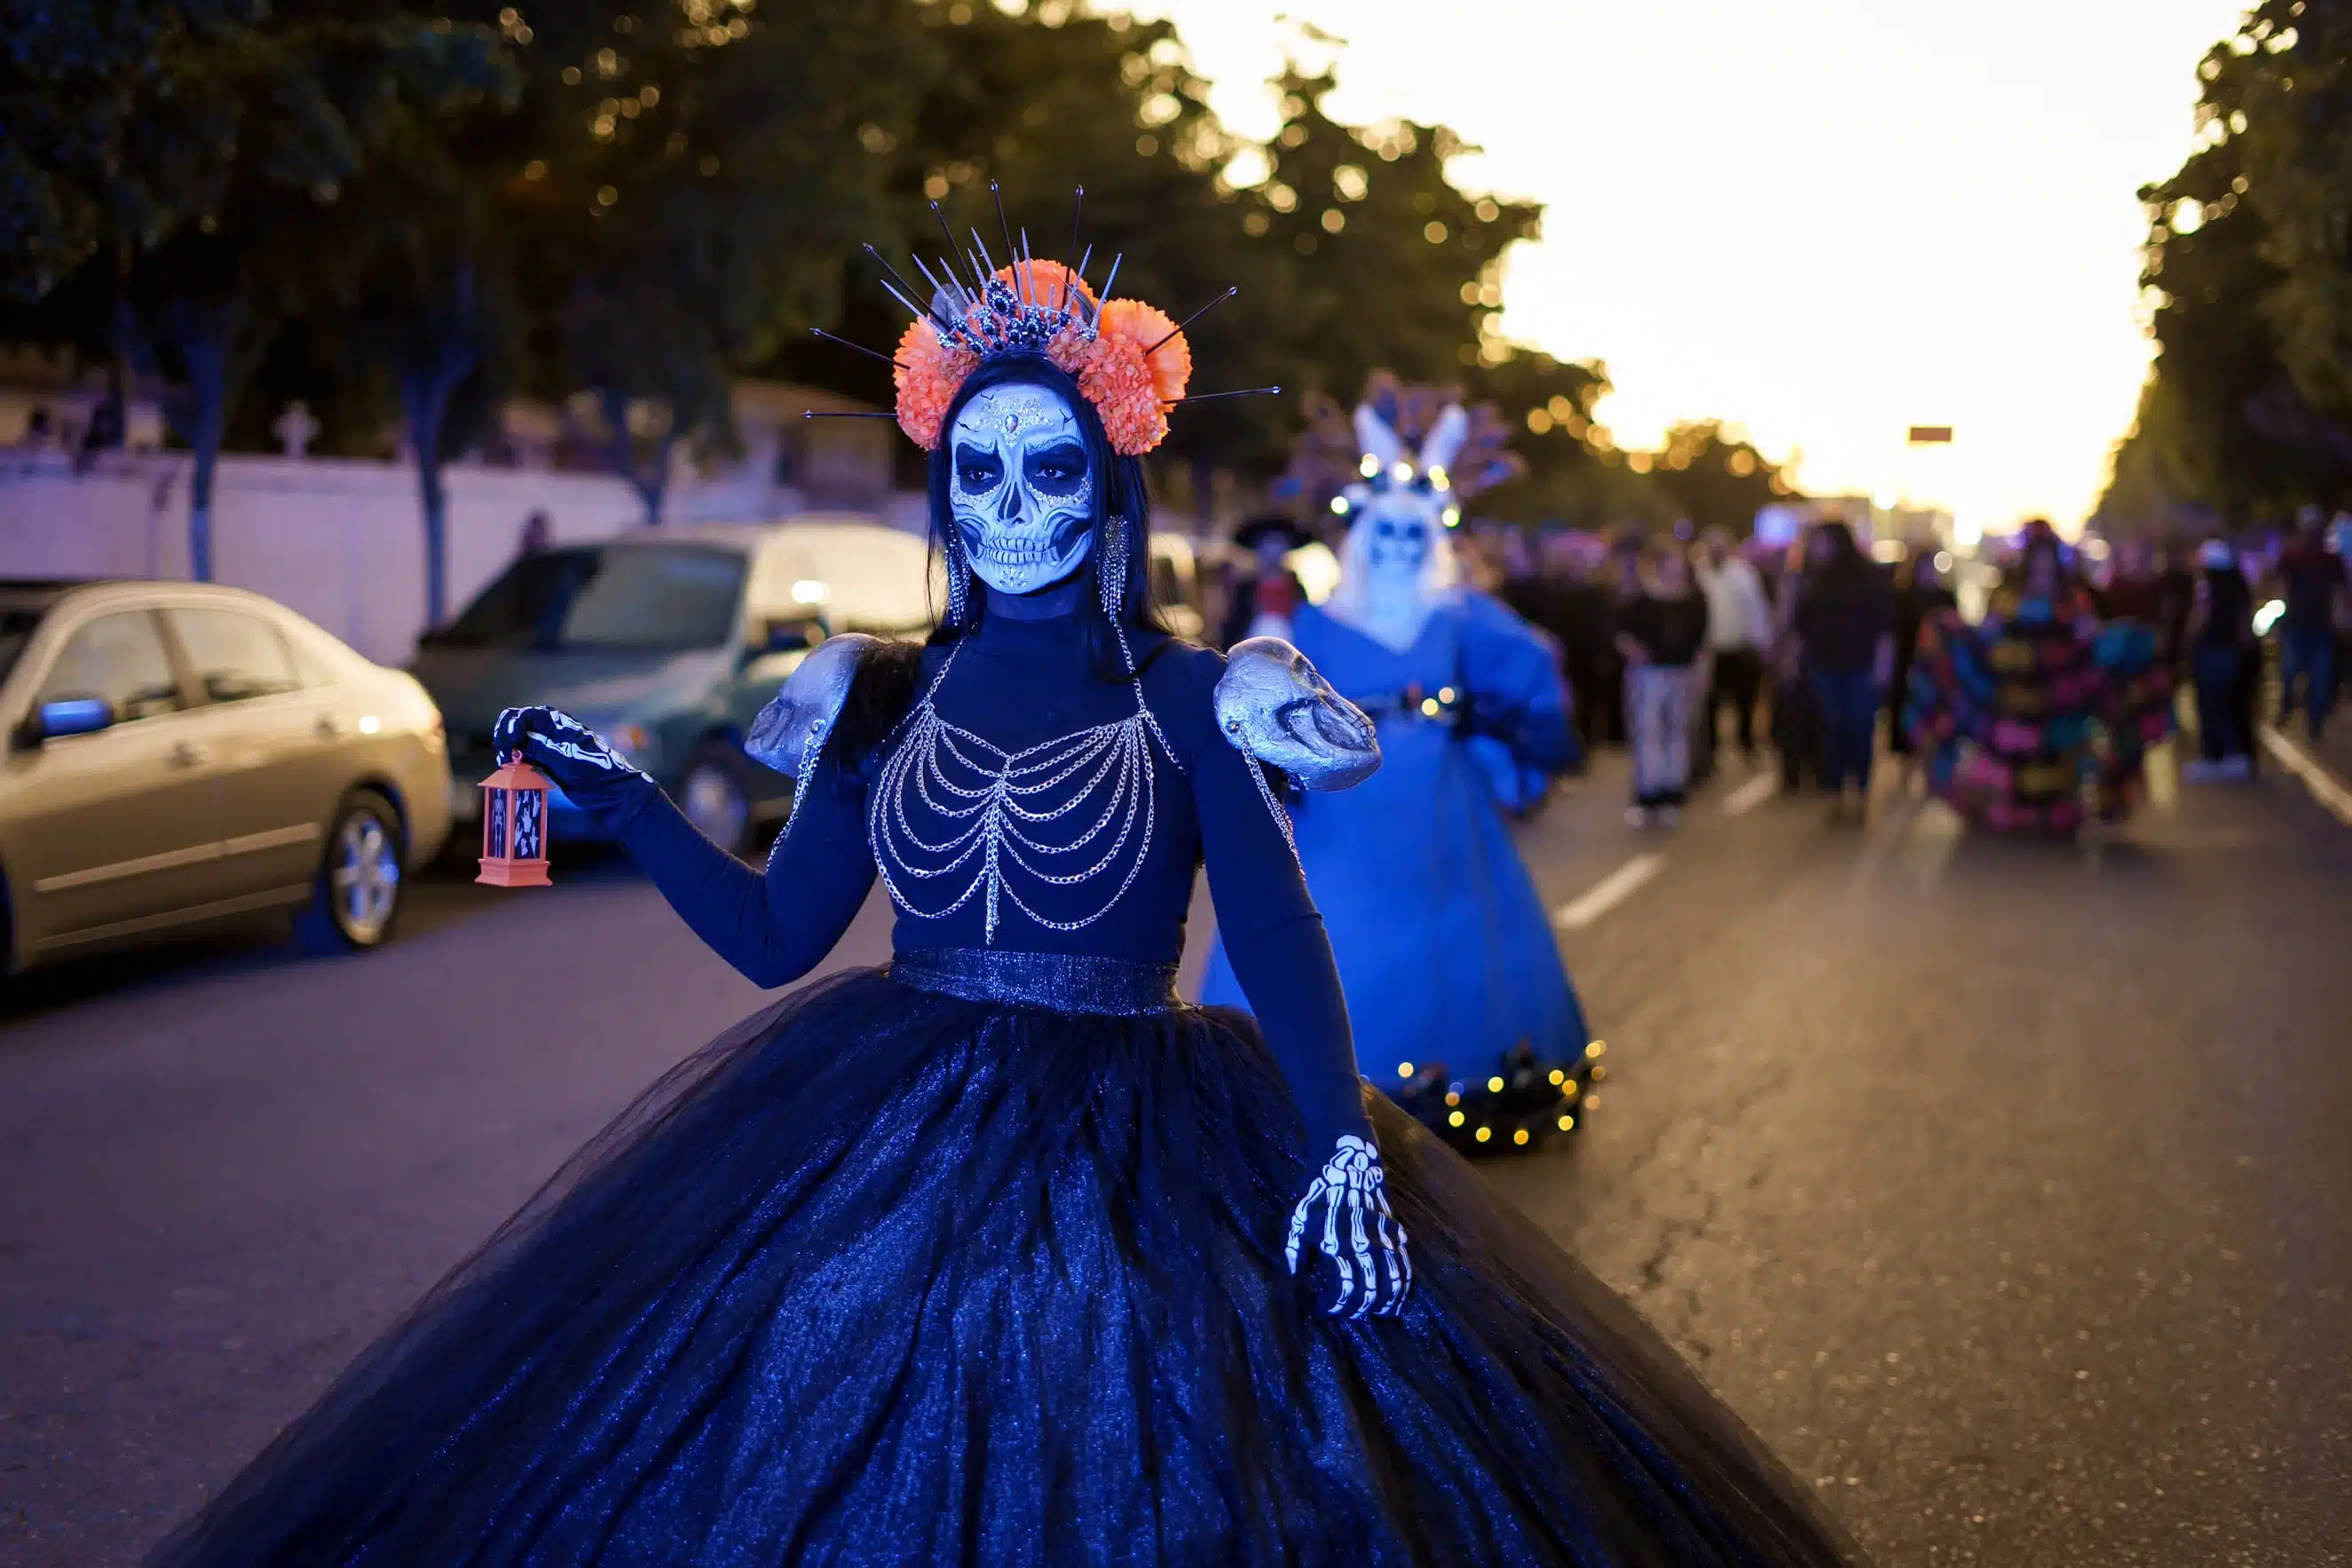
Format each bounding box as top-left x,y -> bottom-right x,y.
608,600 -> 1372,1150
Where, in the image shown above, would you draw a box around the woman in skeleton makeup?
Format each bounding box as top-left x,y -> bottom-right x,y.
156,226 -> 1865,1567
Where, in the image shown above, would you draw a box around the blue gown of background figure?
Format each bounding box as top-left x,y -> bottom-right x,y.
1204,588 -> 1589,1083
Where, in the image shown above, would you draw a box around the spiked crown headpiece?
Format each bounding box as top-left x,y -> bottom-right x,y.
812,184 -> 1272,458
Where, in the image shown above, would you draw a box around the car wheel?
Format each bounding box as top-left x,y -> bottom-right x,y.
678,742 -> 754,859
294,790 -> 406,955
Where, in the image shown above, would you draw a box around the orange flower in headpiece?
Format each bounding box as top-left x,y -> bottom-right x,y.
994,259 -> 1098,314
1097,298 -> 1192,406
894,317 -> 978,451
1078,329 -> 1168,455
1046,326 -> 1093,378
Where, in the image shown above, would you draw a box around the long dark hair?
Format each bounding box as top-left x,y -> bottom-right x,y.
924,355 -> 1167,674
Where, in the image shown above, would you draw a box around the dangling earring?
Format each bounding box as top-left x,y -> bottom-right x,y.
1098,516 -> 1130,619
943,529 -> 973,628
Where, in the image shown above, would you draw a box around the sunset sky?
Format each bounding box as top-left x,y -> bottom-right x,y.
1131,0 -> 2247,534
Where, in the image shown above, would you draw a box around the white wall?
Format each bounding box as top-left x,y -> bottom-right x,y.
0,452 -> 923,667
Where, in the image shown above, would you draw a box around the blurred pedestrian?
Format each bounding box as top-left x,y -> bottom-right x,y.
2184,539 -> 2258,781
1496,528 -> 1546,624
1219,515 -> 1309,648
2152,537 -> 2198,679
1793,520 -> 1894,820
2274,514 -> 2345,741
1616,539 -> 1710,825
1697,525 -> 1772,766
1536,531 -> 1617,751
1767,536 -> 1822,791
1888,548 -> 1956,760
2092,538 -> 2162,624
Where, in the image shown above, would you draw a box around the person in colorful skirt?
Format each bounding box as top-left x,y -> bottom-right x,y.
1906,519 -> 2173,833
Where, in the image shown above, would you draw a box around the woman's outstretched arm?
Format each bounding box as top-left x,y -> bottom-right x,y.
615,759 -> 877,988
493,706 -> 877,988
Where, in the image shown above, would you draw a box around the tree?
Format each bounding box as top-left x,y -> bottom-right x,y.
1457,349 -> 1615,527
765,4 -> 1267,493
2106,6 -> 2352,527
2228,2 -> 2352,425
1239,69 -> 1539,477
769,14 -> 1543,507
1,1 -> 507,577
1637,421 -> 1788,535
475,0 -> 923,524
351,233 -> 511,625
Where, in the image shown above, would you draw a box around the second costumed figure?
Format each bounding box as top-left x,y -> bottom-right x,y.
1204,375 -> 1598,1153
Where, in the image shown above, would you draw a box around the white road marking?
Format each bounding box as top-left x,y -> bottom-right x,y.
2259,727 -> 2352,828
1555,854 -> 1667,929
1721,772 -> 1780,816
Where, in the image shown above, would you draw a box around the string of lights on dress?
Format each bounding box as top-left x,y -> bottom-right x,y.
869,642 -> 1174,943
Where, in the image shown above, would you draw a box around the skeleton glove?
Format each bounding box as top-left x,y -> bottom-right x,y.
492,706 -> 657,833
1285,1133 -> 1413,1318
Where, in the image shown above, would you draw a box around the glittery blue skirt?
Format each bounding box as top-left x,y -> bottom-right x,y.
151,957 -> 1862,1567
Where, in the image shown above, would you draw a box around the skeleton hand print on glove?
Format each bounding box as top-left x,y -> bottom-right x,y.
493,706 -> 643,784
491,706 -> 656,832
1285,1134 -> 1412,1319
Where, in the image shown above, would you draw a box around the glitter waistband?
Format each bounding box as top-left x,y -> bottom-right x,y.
889,947 -> 1180,1017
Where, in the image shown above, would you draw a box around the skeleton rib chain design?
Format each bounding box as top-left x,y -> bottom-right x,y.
870,642 -> 1169,946
950,385 -> 1096,596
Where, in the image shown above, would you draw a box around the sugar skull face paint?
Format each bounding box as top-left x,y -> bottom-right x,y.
948,384 -> 1096,597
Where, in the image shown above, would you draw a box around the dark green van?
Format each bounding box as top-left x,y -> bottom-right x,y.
415,519 -> 934,857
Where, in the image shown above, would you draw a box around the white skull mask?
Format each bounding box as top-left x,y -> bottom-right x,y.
948,383 -> 1096,597
1361,501 -> 1434,586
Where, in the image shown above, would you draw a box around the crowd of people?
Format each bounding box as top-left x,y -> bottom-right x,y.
1207,504 -> 2351,833
1215,514 -> 1919,824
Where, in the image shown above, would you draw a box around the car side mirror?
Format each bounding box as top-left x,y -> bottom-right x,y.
20,695 -> 115,746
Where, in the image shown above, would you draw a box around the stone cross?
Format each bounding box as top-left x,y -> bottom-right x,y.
273,401 -> 320,458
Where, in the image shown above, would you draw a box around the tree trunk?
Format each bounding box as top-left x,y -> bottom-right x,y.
188,449 -> 216,583
399,262 -> 481,629
640,429 -> 678,526
596,387 -> 651,524
175,312 -> 231,584
406,374 -> 455,629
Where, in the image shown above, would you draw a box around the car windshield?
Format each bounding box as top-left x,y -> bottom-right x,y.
437,546 -> 747,651
0,606 -> 43,687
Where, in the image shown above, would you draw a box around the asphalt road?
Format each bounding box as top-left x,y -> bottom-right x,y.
3,739 -> 2348,1566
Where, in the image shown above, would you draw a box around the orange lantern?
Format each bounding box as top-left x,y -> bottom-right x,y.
477,756 -> 553,887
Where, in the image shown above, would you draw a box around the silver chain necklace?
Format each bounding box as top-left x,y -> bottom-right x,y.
870,623 -> 1181,943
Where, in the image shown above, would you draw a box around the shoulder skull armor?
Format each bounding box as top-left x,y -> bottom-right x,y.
745,633 -> 883,780
1214,637 -> 1381,790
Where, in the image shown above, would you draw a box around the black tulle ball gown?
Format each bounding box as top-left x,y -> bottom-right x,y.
152,602 -> 1864,1566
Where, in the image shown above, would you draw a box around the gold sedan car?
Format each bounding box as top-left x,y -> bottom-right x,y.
0,579 -> 453,973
